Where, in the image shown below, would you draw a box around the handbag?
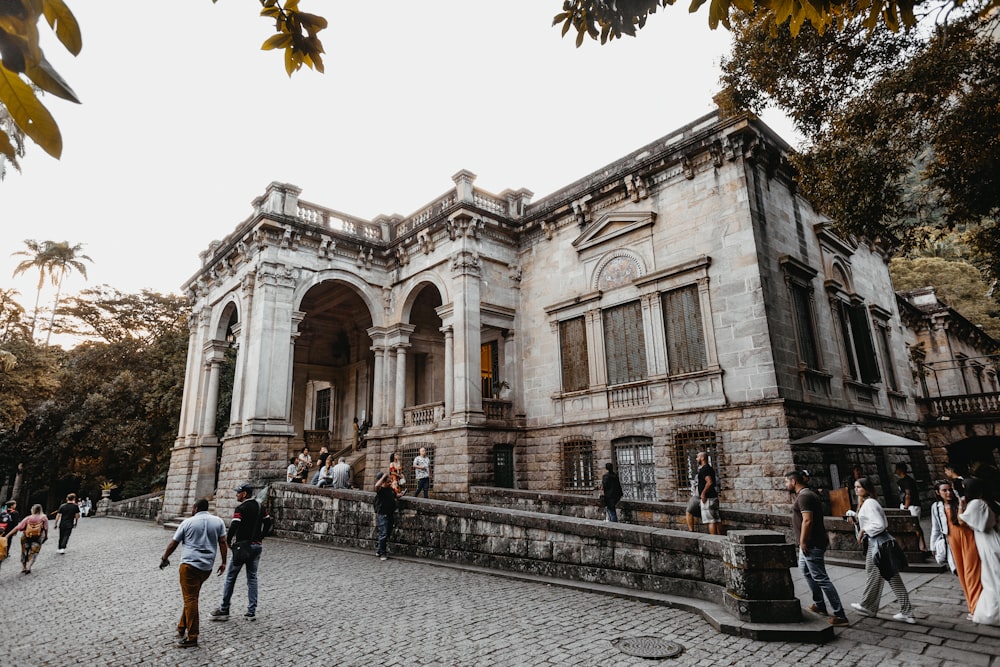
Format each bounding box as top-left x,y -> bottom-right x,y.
398,475 -> 406,486
232,540 -> 253,565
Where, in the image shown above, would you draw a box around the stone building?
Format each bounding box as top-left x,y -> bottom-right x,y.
164,109 -> 964,519
898,287 -> 1000,483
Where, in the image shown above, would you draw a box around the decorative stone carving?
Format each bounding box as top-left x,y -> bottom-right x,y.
540,220 -> 554,241
417,230 -> 435,254
571,195 -> 591,228
710,140 -> 724,168
625,174 -> 649,202
681,155 -> 695,180
508,263 -> 522,283
451,249 -> 481,275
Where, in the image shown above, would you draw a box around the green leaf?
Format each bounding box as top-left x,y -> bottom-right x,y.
0,64 -> 62,158
42,0 -> 82,56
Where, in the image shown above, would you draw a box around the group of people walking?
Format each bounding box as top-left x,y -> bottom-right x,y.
929,472 -> 1000,625
788,461 -> 1000,631
0,493 -> 83,574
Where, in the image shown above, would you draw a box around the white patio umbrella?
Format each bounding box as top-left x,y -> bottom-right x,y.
789,423 -> 924,448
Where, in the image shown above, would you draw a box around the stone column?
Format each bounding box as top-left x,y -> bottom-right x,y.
371,344 -> 386,426
394,344 -> 410,426
721,530 -> 800,623
441,325 -> 454,416
641,292 -> 667,376
503,330 -> 521,413
448,214 -> 483,416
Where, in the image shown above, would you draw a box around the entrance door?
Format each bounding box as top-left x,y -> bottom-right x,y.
494,444 -> 514,488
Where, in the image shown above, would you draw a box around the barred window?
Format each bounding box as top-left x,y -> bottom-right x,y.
314,387 -> 331,431
613,436 -> 657,501
561,436 -> 596,492
398,444 -> 434,491
673,429 -> 720,492
603,300 -> 647,386
559,316 -> 589,392
662,284 -> 706,374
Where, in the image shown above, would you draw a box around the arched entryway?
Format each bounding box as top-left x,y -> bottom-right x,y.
293,281 -> 376,456
401,283 -> 445,423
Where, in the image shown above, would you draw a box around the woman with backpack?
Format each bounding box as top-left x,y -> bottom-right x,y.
9,504 -> 48,574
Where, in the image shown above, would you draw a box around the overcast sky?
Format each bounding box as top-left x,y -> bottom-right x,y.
1,1 -> 795,335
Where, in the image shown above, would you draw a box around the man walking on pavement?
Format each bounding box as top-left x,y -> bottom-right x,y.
160,498 -> 227,649
211,483 -> 264,622
53,493 -> 80,554
600,462 -> 624,522
413,447 -> 431,498
786,470 -> 849,627
697,451 -> 723,535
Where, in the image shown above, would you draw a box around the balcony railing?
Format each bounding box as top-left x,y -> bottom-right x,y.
926,392 -> 1000,418
483,399 -> 512,421
608,382 -> 649,409
403,402 -> 445,426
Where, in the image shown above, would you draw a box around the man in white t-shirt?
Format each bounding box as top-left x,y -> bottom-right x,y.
413,448 -> 431,498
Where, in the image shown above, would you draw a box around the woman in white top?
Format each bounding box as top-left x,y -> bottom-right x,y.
850,477 -> 915,623
959,478 -> 1000,626
930,480 -> 957,573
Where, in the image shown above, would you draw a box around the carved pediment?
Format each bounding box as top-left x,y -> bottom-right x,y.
572,211 -> 656,252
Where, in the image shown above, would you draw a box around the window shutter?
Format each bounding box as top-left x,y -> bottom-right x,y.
849,304 -> 881,384
790,284 -> 819,369
559,317 -> 589,392
604,301 -> 646,385
832,300 -> 858,380
663,285 -> 706,374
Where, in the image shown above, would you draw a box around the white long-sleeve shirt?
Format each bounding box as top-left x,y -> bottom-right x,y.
857,497 -> 887,537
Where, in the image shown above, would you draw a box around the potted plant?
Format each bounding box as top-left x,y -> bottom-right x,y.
492,379 -> 511,400
100,481 -> 117,498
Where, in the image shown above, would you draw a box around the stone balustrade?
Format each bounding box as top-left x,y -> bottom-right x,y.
100,492 -> 163,522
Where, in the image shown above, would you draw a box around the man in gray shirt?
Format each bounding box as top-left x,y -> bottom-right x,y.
331,457 -> 352,489
160,498 -> 227,648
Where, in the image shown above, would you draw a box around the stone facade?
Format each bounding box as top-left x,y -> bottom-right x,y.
165,109 -> 981,520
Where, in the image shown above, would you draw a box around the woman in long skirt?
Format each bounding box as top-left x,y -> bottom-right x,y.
931,479 -> 982,619
959,478 -> 1000,626
850,477 -> 915,624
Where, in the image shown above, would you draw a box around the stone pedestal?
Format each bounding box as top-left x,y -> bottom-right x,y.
722,530 -> 801,623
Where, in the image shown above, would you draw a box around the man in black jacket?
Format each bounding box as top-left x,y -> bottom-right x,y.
210,483 -> 263,621
374,471 -> 397,561
600,463 -> 624,522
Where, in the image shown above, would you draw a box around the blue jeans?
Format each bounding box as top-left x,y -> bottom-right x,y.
799,546 -> 844,617
219,544 -> 262,614
605,504 -> 619,522
415,477 -> 429,498
376,513 -> 394,556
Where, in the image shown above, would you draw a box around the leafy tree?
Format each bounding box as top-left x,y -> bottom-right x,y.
891,257 -> 1000,339
553,0 -> 1000,44
719,9 -> 1000,284
0,0 -> 326,170
0,287 -> 188,507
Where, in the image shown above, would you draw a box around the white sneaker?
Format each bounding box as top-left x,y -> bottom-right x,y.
850,602 -> 875,617
893,612 -> 916,624
57,549 -> 65,554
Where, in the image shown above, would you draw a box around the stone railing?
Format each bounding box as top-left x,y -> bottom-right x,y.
608,382 -> 649,408
295,201 -> 383,241
403,402 -> 445,426
926,392 -> 1000,418
100,492 -> 163,522
268,483 -> 806,637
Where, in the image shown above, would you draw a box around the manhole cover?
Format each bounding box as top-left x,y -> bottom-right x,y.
612,636 -> 685,659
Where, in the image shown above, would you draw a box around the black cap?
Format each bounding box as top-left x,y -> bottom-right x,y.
235,483 -> 254,495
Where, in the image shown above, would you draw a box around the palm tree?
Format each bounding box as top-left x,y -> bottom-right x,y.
11,239 -> 92,344
41,241 -> 92,344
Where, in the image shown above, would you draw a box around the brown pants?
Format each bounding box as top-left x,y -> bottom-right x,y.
177,563 -> 211,640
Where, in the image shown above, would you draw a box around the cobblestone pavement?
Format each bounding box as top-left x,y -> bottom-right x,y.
1,517 -> 997,666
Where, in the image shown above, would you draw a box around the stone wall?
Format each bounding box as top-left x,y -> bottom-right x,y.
468,487 -> 927,564
268,482 -> 801,630
101,492 -> 163,522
